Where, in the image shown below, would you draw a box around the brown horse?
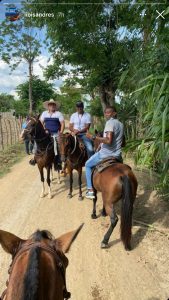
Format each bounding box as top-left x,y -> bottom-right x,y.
59,133 -> 88,200
0,225 -> 83,300
21,117 -> 61,199
91,162 -> 138,250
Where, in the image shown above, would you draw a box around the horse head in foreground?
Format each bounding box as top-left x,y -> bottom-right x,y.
0,224 -> 83,300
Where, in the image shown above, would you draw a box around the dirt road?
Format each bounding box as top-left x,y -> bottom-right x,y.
0,156 -> 169,300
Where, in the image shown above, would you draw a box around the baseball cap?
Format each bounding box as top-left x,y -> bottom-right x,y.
76,101 -> 84,108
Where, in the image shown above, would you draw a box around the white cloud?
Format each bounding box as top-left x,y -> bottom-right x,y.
0,55 -> 63,98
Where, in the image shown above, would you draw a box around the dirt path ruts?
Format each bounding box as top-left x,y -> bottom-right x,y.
0,156 -> 168,300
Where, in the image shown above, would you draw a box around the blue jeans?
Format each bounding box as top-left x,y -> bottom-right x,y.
85,152 -> 103,189
78,133 -> 94,158
85,151 -> 123,189
25,139 -> 34,154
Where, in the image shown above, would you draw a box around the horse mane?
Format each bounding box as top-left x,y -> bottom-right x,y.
23,247 -> 40,300
30,229 -> 54,241
23,230 -> 54,300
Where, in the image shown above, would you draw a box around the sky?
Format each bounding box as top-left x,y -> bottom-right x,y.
0,0 -> 64,99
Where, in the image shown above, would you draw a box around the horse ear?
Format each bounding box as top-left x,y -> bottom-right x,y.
55,223 -> 84,253
29,116 -> 37,122
0,230 -> 24,255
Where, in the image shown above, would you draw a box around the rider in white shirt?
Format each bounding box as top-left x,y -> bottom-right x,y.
69,101 -> 94,158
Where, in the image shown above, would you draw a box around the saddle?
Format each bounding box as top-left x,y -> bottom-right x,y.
94,157 -> 123,173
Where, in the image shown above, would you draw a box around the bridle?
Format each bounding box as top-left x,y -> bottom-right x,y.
23,121 -> 56,157
23,120 -> 49,143
61,135 -> 86,168
0,241 -> 71,300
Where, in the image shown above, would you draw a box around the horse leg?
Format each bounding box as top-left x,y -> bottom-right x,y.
78,168 -> 83,201
101,205 -> 107,217
68,169 -> 73,198
91,190 -> 97,219
51,166 -> 54,181
57,170 -> 61,184
47,166 -> 52,199
39,168 -> 45,198
101,205 -> 118,249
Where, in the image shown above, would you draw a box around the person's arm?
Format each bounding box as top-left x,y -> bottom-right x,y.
69,114 -> 79,134
60,120 -> 65,134
69,123 -> 74,132
58,113 -> 65,134
78,113 -> 91,133
78,123 -> 90,133
86,131 -> 113,144
40,112 -> 45,128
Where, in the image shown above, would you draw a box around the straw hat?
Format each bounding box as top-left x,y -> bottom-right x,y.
43,99 -> 60,110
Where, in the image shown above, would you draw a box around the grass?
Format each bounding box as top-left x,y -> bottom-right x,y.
0,143 -> 26,178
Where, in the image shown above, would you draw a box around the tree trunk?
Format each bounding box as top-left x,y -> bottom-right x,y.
29,60 -> 33,114
99,81 -> 115,111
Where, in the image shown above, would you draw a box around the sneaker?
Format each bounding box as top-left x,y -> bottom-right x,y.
85,191 -> 95,199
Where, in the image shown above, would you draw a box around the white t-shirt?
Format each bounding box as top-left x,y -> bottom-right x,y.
70,112 -> 91,131
40,111 -> 64,122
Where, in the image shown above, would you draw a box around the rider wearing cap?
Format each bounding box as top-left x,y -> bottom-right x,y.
69,101 -> 94,158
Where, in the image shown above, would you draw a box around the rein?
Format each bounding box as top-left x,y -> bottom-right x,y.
0,242 -> 71,300
70,135 -> 77,155
67,136 -> 86,168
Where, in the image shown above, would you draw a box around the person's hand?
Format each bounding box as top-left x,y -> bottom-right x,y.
86,131 -> 92,139
73,129 -> 80,135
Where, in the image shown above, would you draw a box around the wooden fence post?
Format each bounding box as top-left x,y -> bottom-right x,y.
0,115 -> 4,151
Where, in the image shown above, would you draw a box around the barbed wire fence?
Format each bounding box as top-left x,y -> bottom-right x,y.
0,112 -> 23,151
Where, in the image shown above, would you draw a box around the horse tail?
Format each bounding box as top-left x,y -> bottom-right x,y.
23,247 -> 40,300
120,175 -> 134,250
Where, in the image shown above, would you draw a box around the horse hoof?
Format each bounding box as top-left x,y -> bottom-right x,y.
67,194 -> 72,199
91,214 -> 97,219
101,210 -> 107,217
125,245 -> 132,251
48,194 -> 52,199
40,194 -> 45,198
78,196 -> 83,201
101,242 -> 109,249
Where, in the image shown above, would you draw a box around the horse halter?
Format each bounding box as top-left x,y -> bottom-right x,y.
0,241 -> 71,300
24,120 -> 49,142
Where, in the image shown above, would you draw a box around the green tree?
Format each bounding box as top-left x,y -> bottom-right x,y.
0,17 -> 43,113
13,99 -> 29,117
30,1 -> 140,110
0,93 -> 15,112
16,76 -> 56,112
57,84 -> 85,115
119,5 -> 169,191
